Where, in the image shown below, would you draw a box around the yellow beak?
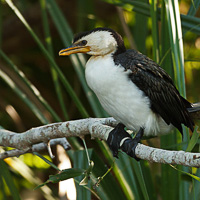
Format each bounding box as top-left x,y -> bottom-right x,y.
59,45 -> 90,56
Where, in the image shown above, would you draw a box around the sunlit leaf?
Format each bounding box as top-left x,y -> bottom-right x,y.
34,152 -> 60,171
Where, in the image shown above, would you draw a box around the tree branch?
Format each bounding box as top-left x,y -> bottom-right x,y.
0,138 -> 70,160
0,118 -> 200,167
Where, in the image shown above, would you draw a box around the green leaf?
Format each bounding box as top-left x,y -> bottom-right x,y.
133,0 -> 148,54
46,0 -> 106,117
91,150 -> 127,200
39,0 -> 69,120
49,168 -> 85,183
103,0 -> 200,35
79,160 -> 94,185
97,140 -> 137,199
5,0 -> 89,118
170,165 -> 200,182
0,160 -> 21,200
116,154 -> 150,200
186,126 -> 200,152
68,150 -> 93,200
160,135 -> 179,200
191,168 -> 200,200
35,168 -> 85,189
187,0 -> 200,16
150,0 -> 160,63
33,152 -> 60,171
0,50 -> 60,122
0,173 -> 7,199
0,0 -> 2,48
0,68 -> 49,124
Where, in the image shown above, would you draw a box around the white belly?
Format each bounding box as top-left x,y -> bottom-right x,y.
85,55 -> 173,136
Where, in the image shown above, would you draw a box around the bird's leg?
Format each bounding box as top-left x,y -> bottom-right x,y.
106,123 -> 132,158
120,127 -> 144,160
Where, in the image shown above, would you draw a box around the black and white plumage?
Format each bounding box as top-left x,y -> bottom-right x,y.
59,27 -> 199,158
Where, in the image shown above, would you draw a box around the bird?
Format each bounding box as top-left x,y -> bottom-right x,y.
59,27 -> 200,159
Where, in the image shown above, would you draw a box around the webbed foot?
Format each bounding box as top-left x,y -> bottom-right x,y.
120,127 -> 144,160
107,124 -> 144,160
106,123 -> 131,158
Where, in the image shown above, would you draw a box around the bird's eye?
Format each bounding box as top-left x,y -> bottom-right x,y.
81,40 -> 87,45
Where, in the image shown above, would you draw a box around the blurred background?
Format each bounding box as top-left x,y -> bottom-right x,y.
0,0 -> 200,199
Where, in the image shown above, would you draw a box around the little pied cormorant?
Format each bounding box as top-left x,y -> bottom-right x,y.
59,27 -> 200,159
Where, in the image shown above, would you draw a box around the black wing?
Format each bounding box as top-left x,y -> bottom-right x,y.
114,49 -> 194,134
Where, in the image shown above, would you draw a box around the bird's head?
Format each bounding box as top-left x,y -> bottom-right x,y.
59,27 -> 126,56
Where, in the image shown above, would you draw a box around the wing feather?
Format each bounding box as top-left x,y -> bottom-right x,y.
114,50 -> 194,134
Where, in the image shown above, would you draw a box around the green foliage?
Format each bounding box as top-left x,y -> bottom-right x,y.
186,126 -> 200,152
35,168 -> 85,189
34,152 -> 60,171
0,160 -> 21,200
0,0 -> 200,199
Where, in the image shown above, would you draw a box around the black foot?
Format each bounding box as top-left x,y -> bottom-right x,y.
107,123 -> 131,158
121,128 -> 144,160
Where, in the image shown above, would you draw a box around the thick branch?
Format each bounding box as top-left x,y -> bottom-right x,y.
0,117 -> 200,167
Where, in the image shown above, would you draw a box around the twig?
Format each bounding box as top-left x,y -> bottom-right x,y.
0,138 -> 70,159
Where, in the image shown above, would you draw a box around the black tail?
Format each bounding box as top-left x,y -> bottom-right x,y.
188,102 -> 200,120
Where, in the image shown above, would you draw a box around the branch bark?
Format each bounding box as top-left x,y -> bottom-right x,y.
0,138 -> 70,159
0,117 -> 200,167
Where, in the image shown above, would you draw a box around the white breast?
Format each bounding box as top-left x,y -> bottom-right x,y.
85,55 -> 173,136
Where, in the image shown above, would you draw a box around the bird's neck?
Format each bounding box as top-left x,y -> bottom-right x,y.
114,42 -> 126,56
89,46 -> 126,59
